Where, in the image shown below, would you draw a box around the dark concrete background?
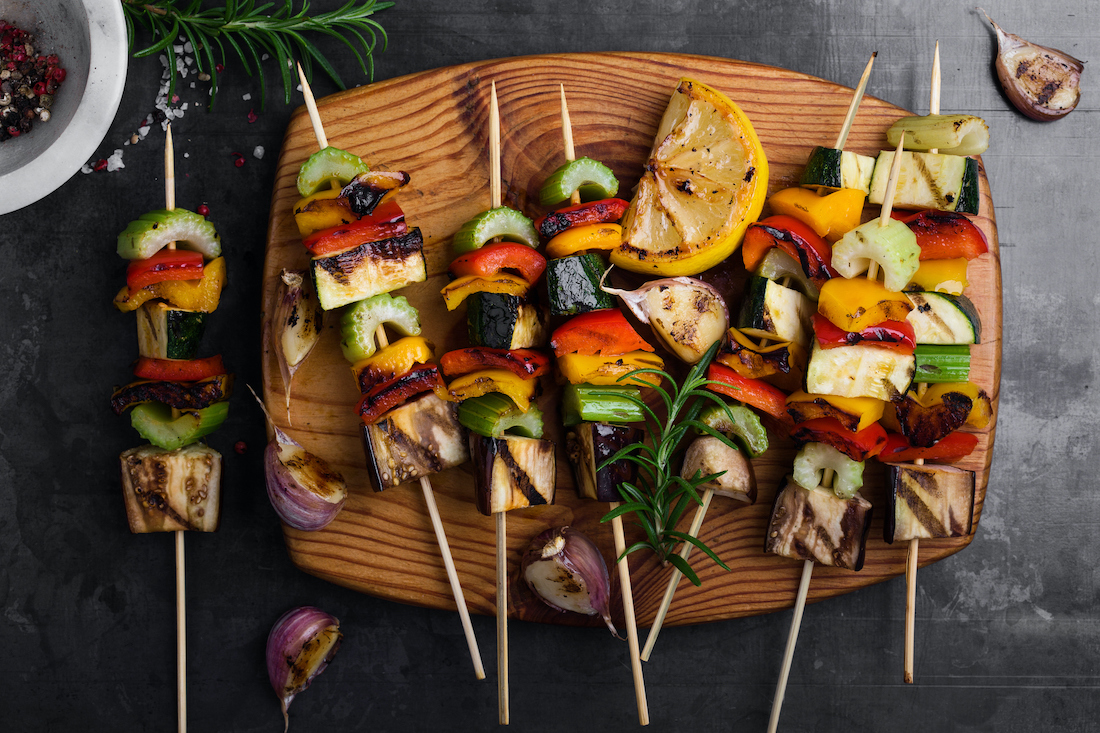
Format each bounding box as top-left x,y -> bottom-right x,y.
2,1 -> 1097,730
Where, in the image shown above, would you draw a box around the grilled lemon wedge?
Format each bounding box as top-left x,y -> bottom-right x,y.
612,79 -> 768,276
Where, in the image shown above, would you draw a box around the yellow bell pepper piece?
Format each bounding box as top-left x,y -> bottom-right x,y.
441,273 -> 531,311
906,258 -> 968,295
786,390 -> 885,432
293,189 -> 354,238
817,277 -> 912,331
545,223 -> 622,259
768,187 -> 865,242
556,351 -> 664,387
447,368 -> 537,411
113,257 -> 227,313
352,336 -> 436,389
917,382 -> 991,428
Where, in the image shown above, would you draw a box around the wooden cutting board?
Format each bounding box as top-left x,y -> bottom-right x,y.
260,52 -> 1001,629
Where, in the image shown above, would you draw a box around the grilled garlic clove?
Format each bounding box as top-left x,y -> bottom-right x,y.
266,606 -> 343,732
980,8 -> 1084,121
522,526 -> 619,637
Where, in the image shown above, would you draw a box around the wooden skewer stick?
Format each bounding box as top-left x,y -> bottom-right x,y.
833,52 -> 877,151
163,123 -> 188,733
766,466 -> 833,733
904,41 -> 941,685
560,85 -> 582,206
294,63 -> 485,681
559,83 -> 648,724
488,81 -> 511,725
640,488 -> 714,661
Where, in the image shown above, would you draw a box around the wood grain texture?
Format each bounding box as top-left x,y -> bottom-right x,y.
261,52 -> 1001,629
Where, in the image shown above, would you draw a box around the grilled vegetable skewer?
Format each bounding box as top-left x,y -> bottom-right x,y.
294,64 -> 485,681
557,85 -> 649,725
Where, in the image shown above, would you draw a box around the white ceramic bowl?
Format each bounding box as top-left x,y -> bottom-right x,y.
0,0 -> 127,215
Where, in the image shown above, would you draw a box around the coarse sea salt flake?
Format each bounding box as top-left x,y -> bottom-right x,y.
254,146 -> 265,159
106,149 -> 125,172
243,93 -> 251,101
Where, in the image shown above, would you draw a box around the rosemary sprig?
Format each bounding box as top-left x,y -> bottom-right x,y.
123,0 -> 394,109
600,340 -> 743,587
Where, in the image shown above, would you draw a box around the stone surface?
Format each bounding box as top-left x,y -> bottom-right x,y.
1,1 -> 1097,730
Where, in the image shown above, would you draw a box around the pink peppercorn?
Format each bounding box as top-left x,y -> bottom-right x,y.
197,204 -> 210,217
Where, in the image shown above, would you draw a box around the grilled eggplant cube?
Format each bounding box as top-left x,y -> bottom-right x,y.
470,433 -> 556,515
361,391 -> 469,491
119,443 -> 222,533
765,476 -> 872,570
737,276 -> 814,347
680,436 -> 757,504
467,291 -> 545,350
311,228 -> 427,311
566,422 -> 640,502
805,342 -> 914,401
884,463 -> 975,543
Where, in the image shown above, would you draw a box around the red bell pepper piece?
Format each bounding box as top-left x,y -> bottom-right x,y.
534,198 -> 630,239
448,242 -> 547,285
876,430 -> 979,463
789,417 -> 887,462
705,363 -> 789,420
439,347 -> 550,380
812,313 -> 916,354
892,209 -> 988,260
358,364 -> 447,425
302,200 -> 407,256
133,355 -> 227,382
550,309 -> 655,358
126,249 -> 205,291
741,215 -> 838,284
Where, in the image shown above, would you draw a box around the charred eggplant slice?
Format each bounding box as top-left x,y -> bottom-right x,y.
884,463 -> 975,543
566,422 -> 640,503
765,476 -> 872,570
361,391 -> 469,491
110,374 -> 233,415
119,443 -> 222,533
470,433 -> 555,515
680,436 -> 757,504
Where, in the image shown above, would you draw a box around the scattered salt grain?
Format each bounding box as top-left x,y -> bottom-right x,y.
106,149 -> 125,172
254,146 -> 265,159
243,93 -> 251,101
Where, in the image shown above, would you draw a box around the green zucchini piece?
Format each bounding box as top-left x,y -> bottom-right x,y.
467,292 -> 544,350
755,248 -> 819,300
696,401 -> 769,458
792,441 -> 864,500
885,114 -> 990,157
296,146 -> 370,197
117,209 -> 221,260
913,344 -> 971,383
561,384 -> 645,426
545,253 -> 615,316
955,157 -> 980,215
311,228 -> 427,311
340,293 -> 422,363
868,150 -> 969,212
458,392 -> 544,438
831,217 -> 921,292
130,401 -> 230,451
905,291 -> 981,344
736,275 -> 814,346
136,302 -> 207,360
540,157 -> 619,206
452,206 -> 539,253
805,342 -> 915,401
799,146 -> 875,194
